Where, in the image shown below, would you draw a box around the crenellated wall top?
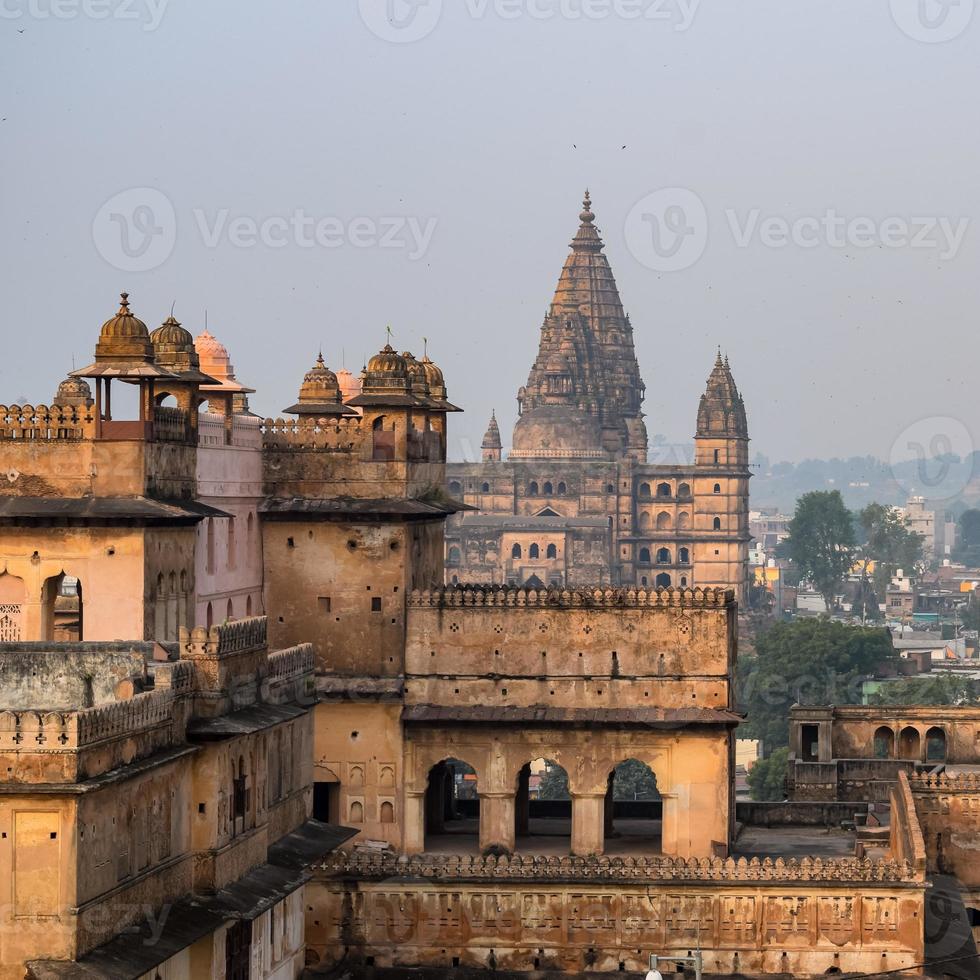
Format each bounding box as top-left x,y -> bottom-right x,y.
0,403 -> 96,441
408,585 -> 735,609
910,771 -> 980,793
179,616 -> 268,658
319,851 -> 919,885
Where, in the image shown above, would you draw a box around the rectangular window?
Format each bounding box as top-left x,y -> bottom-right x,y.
318,596 -> 331,613
371,597 -> 382,612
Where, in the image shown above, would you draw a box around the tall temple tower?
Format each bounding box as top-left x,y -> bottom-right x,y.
512,192 -> 647,462
446,192 -> 751,601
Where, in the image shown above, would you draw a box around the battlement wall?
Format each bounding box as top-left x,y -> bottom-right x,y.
405,587 -> 735,710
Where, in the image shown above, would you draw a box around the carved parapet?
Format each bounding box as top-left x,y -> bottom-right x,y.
179,616 -> 267,659
0,403 -> 96,441
268,643 -> 315,682
0,709 -> 79,750
75,690 -> 173,747
260,416 -> 363,451
154,658 -> 196,696
910,771 -> 980,793
318,851 -> 918,884
153,405 -> 190,442
408,585 -> 735,609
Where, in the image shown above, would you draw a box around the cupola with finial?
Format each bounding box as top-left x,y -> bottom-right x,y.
482,410 -> 502,462
283,353 -> 357,417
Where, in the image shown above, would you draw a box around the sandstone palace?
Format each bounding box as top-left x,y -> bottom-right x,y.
446,194 -> 751,601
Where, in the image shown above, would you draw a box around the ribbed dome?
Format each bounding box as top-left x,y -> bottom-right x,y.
420,354 -> 444,388
151,315 -> 194,348
283,353 -> 353,416
194,328 -> 228,361
53,376 -> 93,407
366,344 -> 407,376
403,352 -> 431,401
95,293 -> 154,363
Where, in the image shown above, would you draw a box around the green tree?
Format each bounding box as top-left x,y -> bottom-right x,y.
852,503 -> 925,622
869,674 -> 979,705
736,619 -> 895,750
747,747 -> 788,801
953,510 -> 980,566
537,764 -> 570,801
612,760 -> 659,801
784,491 -> 856,611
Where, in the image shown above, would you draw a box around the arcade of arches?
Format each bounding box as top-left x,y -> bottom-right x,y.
406,728 -> 729,859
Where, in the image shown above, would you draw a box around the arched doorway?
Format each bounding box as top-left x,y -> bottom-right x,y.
873,726 -> 895,759
655,573 -> 671,588
899,727 -> 921,760
515,758 -> 571,854
42,572 -> 82,641
925,727 -> 946,763
604,759 -> 661,855
0,572 -> 26,641
424,758 -> 479,852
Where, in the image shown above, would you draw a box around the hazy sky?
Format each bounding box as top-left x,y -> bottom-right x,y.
2,0 -> 978,466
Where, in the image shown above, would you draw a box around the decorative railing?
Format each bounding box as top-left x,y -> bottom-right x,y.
198,411 -> 226,447
154,658 -> 195,696
198,412 -> 264,449
320,851 -> 919,885
508,448 -> 605,459
409,585 -> 734,609
0,403 -> 96,441
215,616 -> 267,655
261,416 -> 363,450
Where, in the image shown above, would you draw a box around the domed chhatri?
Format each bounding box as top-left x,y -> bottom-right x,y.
336,367 -> 362,404
52,376 -> 93,408
151,315 -> 217,384
72,293 -> 179,378
403,352 -> 432,403
354,343 -> 412,401
194,326 -> 255,398
420,352 -> 461,412
283,353 -> 356,417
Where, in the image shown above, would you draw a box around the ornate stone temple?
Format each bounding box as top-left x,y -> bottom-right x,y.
446,194 -> 751,601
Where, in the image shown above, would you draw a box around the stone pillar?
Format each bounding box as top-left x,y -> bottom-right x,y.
571,793 -> 605,857
479,793 -> 515,856
515,766 -> 530,838
403,791 -> 425,855
604,773 -> 616,838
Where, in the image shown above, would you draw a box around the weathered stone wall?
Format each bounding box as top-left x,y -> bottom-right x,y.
307,852 -> 925,977
910,772 -> 980,887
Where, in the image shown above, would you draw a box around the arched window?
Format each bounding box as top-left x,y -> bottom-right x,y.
557,482 -> 567,495
656,548 -> 671,565
926,726 -> 946,762
512,543 -> 522,559
529,543 -> 540,559
678,483 -> 691,497
640,576 -> 648,586
528,482 -> 539,495
899,727 -> 921,760
679,547 -> 690,564
713,517 -> 722,530
546,543 -> 557,559
606,484 -> 615,494
873,726 -> 895,759
713,483 -> 721,494
227,516 -> 236,570
656,511 -> 671,530
206,518 -> 215,574
713,449 -> 720,464
481,482 -> 490,493
639,547 -> 651,564
543,481 -> 553,495
226,598 -> 234,622
449,480 -> 463,495
380,801 -> 395,823
206,602 -> 213,628
639,511 -> 651,529
638,483 -> 651,499
680,576 -> 688,586
246,511 -> 254,555
448,545 -> 461,564
655,572 -> 672,588
656,482 -> 671,498
246,595 -> 253,616
677,511 -> 691,529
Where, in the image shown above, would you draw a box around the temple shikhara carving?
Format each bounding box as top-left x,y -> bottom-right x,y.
445,195 -> 752,602
0,215 -> 975,977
